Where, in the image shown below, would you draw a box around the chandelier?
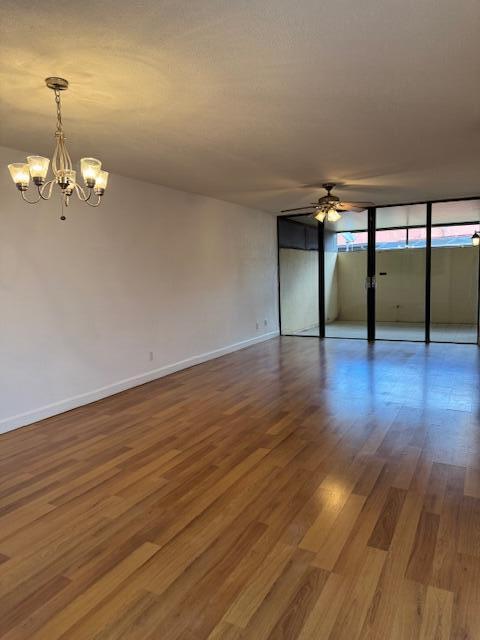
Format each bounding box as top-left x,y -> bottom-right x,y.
7,77 -> 109,220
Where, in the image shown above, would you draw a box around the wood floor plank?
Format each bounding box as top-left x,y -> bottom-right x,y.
240,549 -> 315,640
418,585 -> 453,640
30,542 -> 159,640
224,541 -> 296,628
367,486 -> 407,551
405,510 -> 441,584
328,546 -> 387,640
359,490 -> 424,639
265,566 -> 329,639
296,572 -> 348,640
464,466 -> 480,499
312,493 -> 366,571
389,579 -> 426,640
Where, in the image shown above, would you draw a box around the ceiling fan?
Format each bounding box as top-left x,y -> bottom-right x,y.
281,183 -> 374,222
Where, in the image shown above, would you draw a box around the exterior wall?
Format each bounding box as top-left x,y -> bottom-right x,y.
431,246 -> 479,324
336,246 -> 478,323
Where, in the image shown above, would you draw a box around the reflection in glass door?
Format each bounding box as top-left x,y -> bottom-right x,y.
375,205 -> 427,341
430,201 -> 480,344
324,212 -> 368,339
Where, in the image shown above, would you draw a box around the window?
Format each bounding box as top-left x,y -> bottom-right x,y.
335,225 -> 477,252
336,231 -> 368,251
431,224 -> 478,248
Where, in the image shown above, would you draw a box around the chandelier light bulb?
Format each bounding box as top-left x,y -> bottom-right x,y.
81,157 -> 102,187
64,170 -> 77,194
94,170 -> 109,194
26,156 -> 50,184
8,163 -> 30,190
7,77 -> 109,218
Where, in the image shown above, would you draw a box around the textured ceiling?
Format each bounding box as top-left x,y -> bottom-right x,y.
1,0 -> 480,213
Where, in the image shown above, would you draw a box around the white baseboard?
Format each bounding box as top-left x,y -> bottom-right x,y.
0,330 -> 279,435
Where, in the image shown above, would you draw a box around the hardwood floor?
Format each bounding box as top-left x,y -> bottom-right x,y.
1,337 -> 479,639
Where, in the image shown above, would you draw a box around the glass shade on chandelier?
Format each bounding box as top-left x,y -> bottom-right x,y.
8,163 -> 30,190
472,231 -> 480,247
94,170 -> 109,194
80,157 -> 102,187
315,206 -> 341,223
7,77 -> 109,219
27,156 -> 50,182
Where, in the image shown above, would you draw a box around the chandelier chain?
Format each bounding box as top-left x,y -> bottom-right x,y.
51,88 -> 73,175
55,90 -> 63,135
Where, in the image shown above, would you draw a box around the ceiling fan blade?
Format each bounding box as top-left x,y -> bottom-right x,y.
338,206 -> 365,213
280,205 -> 317,213
337,201 -> 375,212
336,184 -> 393,192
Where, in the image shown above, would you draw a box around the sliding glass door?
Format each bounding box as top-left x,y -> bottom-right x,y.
278,198 -> 480,345
430,201 -> 480,343
375,205 -> 427,341
324,212 -> 369,339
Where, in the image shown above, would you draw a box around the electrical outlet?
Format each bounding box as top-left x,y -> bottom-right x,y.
149,351 -> 154,361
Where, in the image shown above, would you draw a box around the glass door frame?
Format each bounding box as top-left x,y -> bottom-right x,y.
278,195 -> 480,345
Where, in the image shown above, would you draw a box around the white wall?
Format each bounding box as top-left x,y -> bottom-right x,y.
0,145 -> 278,433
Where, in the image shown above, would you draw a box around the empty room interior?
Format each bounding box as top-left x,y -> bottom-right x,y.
1,2 -> 480,639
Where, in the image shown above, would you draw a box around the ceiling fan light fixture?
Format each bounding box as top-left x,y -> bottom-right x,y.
280,183 -> 374,221
326,208 -> 341,222
314,208 -> 327,222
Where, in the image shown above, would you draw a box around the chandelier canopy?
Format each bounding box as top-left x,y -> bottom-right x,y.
7,77 -> 109,220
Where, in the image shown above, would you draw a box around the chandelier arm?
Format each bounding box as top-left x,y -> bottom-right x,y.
83,194 -> 102,207
21,188 -> 42,204
60,137 -> 71,171
74,183 -> 92,202
57,139 -> 64,172
59,137 -> 66,172
52,139 -> 59,176
39,179 -> 56,200
64,142 -> 73,171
